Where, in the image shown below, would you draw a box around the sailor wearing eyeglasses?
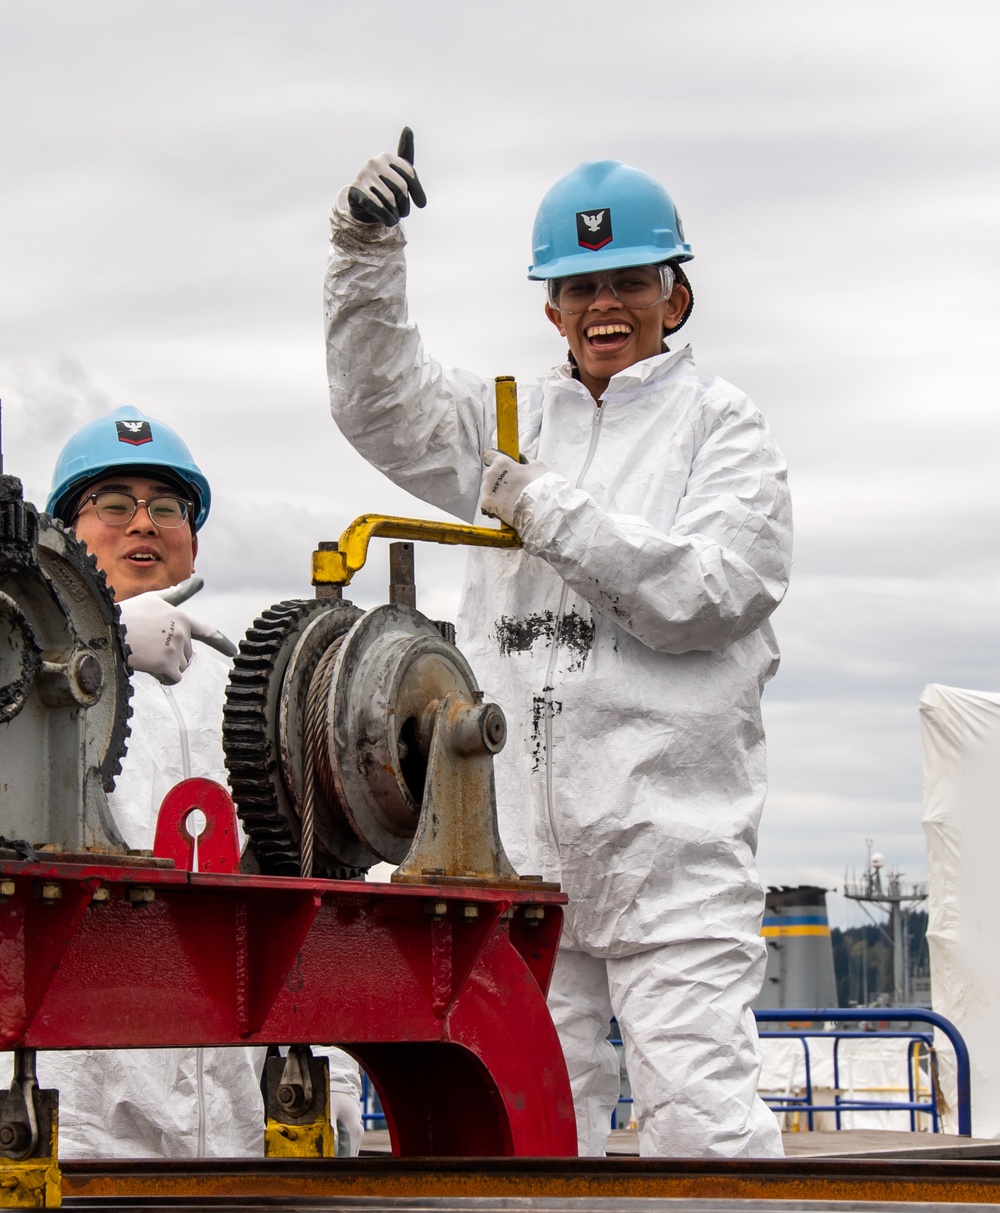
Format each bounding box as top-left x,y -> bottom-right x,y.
48,407 -> 232,684
40,407 -> 365,1160
325,135 -> 794,1159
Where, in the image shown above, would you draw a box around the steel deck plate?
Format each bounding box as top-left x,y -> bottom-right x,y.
58,1156 -> 1000,1210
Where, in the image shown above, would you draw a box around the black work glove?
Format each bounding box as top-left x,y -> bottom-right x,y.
347,127 -> 427,227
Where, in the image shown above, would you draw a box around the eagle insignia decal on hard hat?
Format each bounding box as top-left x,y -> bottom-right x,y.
576,209 -> 613,250
115,420 -> 153,446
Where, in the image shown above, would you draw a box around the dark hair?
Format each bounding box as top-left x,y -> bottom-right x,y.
665,261 -> 694,335
69,466 -> 199,532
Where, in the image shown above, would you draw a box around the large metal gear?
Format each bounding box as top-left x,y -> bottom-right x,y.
0,474 -> 131,852
222,598 -> 371,878
225,595 -> 522,885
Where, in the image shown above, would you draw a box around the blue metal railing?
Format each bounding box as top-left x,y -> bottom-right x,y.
754,1008 -> 972,1136
357,1007 -> 971,1138
360,1071 -> 386,1129
607,1008 -> 970,1136
757,1028 -> 938,1132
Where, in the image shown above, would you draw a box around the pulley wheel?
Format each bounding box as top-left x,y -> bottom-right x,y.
328,604 -> 480,864
278,602 -> 375,872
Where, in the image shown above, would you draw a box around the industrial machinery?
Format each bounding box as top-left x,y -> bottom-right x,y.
5,391 -> 995,1212
0,463 -> 130,857
0,384 -> 576,1208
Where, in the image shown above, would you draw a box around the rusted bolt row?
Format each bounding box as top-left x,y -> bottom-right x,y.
6,880 -> 121,905
424,901 -> 487,921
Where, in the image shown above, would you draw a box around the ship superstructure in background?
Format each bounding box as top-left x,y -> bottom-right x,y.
844,841 -> 928,1007
755,886 -> 837,1014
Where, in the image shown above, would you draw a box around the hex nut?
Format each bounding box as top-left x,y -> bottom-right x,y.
128,887 -> 155,905
0,1121 -> 29,1152
463,905 -> 480,919
75,652 -> 104,697
0,880 -> 15,898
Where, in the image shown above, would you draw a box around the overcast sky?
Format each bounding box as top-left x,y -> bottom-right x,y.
2,1 -> 998,926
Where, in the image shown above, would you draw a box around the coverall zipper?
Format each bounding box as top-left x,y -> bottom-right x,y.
542,399 -> 606,859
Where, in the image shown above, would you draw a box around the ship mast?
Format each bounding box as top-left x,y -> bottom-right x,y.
843,840 -> 927,1005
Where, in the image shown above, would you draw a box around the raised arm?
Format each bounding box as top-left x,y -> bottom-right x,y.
325,128 -> 495,522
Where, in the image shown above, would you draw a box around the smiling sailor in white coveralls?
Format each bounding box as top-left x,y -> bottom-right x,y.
324,131 -> 792,1158
36,408 -> 365,1159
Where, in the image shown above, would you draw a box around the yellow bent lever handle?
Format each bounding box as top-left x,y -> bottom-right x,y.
313,514 -> 521,588
313,377 -> 523,589
494,375 -> 520,463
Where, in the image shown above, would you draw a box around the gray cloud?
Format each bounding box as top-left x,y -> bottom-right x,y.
3,0 -> 998,926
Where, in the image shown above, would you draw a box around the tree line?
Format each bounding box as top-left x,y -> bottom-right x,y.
830,911 -> 929,1007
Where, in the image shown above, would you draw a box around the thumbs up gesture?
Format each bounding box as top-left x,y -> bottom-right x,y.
347,126 -> 427,227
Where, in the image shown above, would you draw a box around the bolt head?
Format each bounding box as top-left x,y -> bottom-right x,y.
483,707 -> 506,747
75,653 -> 103,697
0,1121 -> 29,1152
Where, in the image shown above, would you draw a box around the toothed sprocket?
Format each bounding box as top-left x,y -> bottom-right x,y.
223,598 -> 374,877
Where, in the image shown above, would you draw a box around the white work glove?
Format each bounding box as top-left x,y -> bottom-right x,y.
347,126 -> 427,227
478,449 -> 547,527
118,575 -> 238,685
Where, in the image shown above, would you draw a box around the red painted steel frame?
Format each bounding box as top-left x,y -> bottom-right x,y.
0,858 -> 576,1157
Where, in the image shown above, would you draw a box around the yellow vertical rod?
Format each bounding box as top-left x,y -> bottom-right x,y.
494,376 -> 520,463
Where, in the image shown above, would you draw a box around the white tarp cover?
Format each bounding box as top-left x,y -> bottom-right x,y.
920,683 -> 1000,1139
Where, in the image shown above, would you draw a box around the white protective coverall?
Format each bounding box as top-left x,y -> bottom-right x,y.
324,194 -> 792,1158
31,647 -> 363,1158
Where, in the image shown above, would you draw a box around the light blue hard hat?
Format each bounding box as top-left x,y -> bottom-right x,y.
528,160 -> 693,280
46,406 -> 211,531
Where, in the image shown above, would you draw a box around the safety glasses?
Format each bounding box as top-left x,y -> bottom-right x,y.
546,264 -> 675,315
